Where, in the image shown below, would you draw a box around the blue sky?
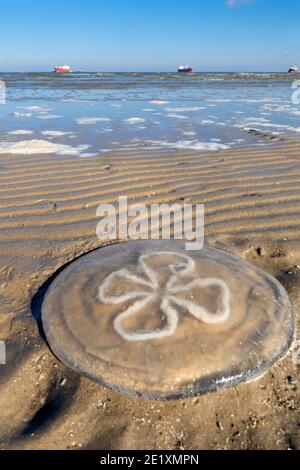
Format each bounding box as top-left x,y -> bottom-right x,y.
0,0 -> 299,71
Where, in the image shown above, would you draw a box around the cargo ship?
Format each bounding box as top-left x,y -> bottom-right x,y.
54,65 -> 72,73
178,65 -> 193,73
288,66 -> 298,75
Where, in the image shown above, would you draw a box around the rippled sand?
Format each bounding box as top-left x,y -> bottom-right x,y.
0,141 -> 300,450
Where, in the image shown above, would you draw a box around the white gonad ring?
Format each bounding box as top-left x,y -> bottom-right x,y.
99,252 -> 231,342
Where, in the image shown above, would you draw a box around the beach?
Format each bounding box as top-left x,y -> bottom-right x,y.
0,135 -> 300,449
1,0 -> 300,455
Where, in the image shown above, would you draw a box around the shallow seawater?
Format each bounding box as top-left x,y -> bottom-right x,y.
42,241 -> 294,399
0,72 -> 299,156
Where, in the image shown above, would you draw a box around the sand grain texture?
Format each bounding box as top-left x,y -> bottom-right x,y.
0,141 -> 300,450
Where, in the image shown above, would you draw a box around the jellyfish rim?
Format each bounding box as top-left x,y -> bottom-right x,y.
40,241 -> 294,400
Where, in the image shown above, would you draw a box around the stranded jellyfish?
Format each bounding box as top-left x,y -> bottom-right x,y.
42,241 -> 294,399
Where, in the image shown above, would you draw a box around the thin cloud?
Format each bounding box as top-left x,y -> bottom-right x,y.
226,0 -> 255,7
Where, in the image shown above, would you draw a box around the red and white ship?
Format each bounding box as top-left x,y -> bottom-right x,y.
54,64 -> 72,73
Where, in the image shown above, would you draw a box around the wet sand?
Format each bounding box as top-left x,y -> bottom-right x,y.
0,141 -> 299,450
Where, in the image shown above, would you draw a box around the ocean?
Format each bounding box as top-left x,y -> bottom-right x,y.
0,72 -> 299,156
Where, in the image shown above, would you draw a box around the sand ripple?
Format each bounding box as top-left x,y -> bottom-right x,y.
1,140 -> 300,449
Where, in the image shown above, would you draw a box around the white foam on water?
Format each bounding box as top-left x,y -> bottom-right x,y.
77,145 -> 91,151
245,117 -> 270,123
12,112 -> 32,118
201,120 -> 215,124
61,99 -> 95,103
7,130 -> 34,136
149,100 -> 170,105
0,139 -> 90,156
167,113 -> 189,120
262,104 -> 291,113
41,130 -> 75,137
142,109 -> 155,112
37,111 -> 53,115
17,106 -> 53,112
123,118 -> 146,124
209,98 -> 281,104
80,152 -> 99,158
146,139 -> 230,151
164,107 -> 205,112
76,117 -> 112,125
235,118 -> 271,128
183,131 -> 197,136
208,99 -> 232,103
242,98 -> 280,103
256,123 -> 291,129
37,115 -> 63,120
238,120 -> 292,131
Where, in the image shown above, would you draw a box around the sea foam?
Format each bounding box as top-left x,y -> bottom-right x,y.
76,117 -> 112,125
0,139 -> 90,156
37,115 -> 63,120
123,118 -> 146,124
12,112 -> 32,118
165,107 -> 205,112
17,106 -> 53,112
7,130 -> 33,136
149,100 -> 170,105
41,130 -> 75,137
167,114 -> 188,120
146,139 -> 230,151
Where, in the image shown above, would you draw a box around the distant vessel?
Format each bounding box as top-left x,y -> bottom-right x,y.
178,65 -> 193,73
288,66 -> 298,75
54,65 -> 72,73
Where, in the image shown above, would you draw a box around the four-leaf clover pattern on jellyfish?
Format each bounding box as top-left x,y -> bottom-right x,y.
98,251 -> 231,342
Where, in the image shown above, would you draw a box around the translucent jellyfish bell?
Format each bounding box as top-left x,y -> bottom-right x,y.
42,241 -> 294,399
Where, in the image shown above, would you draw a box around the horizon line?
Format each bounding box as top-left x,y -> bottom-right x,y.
0,69 -> 295,73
